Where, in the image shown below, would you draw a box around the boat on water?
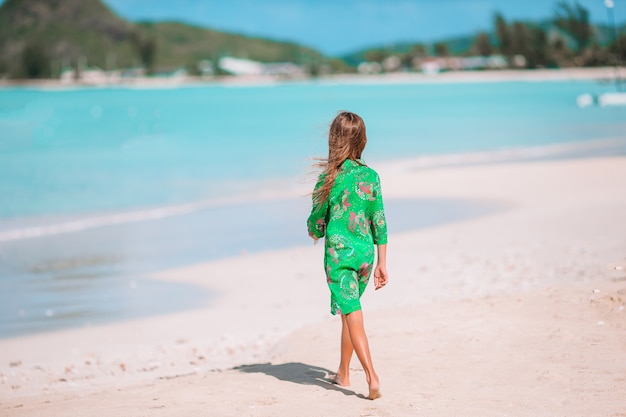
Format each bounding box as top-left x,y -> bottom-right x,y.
577,91 -> 626,108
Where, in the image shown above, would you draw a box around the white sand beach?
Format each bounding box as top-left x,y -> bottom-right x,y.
1,155 -> 625,416
1,66 -> 624,89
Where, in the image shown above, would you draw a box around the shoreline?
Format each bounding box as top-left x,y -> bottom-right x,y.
0,194 -> 508,340
0,66 -> 623,89
3,135 -> 625,240
1,155 -> 625,415
2,138 -> 625,340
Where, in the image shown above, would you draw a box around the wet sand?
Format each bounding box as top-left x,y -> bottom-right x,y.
1,155 -> 625,416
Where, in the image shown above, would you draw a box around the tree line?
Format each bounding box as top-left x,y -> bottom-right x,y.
363,1 -> 624,71
9,0 -> 626,79
15,31 -> 157,79
488,1 -> 624,68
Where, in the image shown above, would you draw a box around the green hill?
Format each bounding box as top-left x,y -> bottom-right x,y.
135,21 -> 323,71
1,0 -> 623,78
0,0 -> 137,77
0,0 -> 326,78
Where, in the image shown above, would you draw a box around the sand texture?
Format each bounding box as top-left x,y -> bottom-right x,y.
1,156 -> 625,416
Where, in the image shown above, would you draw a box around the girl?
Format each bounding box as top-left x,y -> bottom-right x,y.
307,111 -> 388,400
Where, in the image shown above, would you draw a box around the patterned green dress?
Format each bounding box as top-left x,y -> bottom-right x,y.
307,159 -> 387,315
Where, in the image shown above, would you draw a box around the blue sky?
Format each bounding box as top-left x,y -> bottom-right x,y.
2,0 -> 624,55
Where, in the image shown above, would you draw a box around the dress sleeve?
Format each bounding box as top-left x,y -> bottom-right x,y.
370,173 -> 388,245
307,176 -> 328,239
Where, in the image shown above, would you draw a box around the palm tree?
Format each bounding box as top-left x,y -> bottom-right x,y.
554,1 -> 592,53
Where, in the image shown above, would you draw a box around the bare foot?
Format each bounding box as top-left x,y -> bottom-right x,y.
367,376 -> 381,400
367,387 -> 382,400
331,372 -> 350,387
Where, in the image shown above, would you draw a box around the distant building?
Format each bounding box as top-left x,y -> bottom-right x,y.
197,60 -> 214,76
382,55 -> 401,72
60,66 -> 116,84
218,56 -> 306,77
219,57 -> 264,76
60,67 -> 75,84
414,55 -> 509,73
357,62 -> 382,74
420,59 -> 441,75
461,55 -> 508,70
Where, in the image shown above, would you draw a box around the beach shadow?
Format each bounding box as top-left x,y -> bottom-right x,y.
234,362 -> 365,398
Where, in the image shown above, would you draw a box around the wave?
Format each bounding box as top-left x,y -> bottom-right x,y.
376,138 -> 626,172
0,189 -> 296,243
2,138 -> 624,243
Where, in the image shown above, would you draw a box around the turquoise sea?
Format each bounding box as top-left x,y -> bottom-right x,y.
1,78 -> 625,338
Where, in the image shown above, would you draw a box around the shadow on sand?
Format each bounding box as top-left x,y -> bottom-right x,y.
234,362 -> 366,399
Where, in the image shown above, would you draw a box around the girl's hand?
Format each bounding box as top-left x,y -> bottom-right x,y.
373,263 -> 388,290
308,232 -> 319,245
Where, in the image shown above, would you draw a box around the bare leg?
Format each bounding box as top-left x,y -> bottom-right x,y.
334,314 -> 353,386
344,310 -> 381,399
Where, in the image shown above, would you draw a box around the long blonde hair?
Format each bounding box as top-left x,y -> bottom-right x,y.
313,111 -> 368,205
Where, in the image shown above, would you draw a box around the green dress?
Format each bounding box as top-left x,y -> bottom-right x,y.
307,159 -> 387,315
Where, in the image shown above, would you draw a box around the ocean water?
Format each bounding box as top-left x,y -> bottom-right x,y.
1,78 -> 625,337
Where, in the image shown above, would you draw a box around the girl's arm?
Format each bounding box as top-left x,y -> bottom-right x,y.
307,175 -> 328,240
370,173 -> 387,245
374,244 -> 388,290
307,201 -> 327,240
